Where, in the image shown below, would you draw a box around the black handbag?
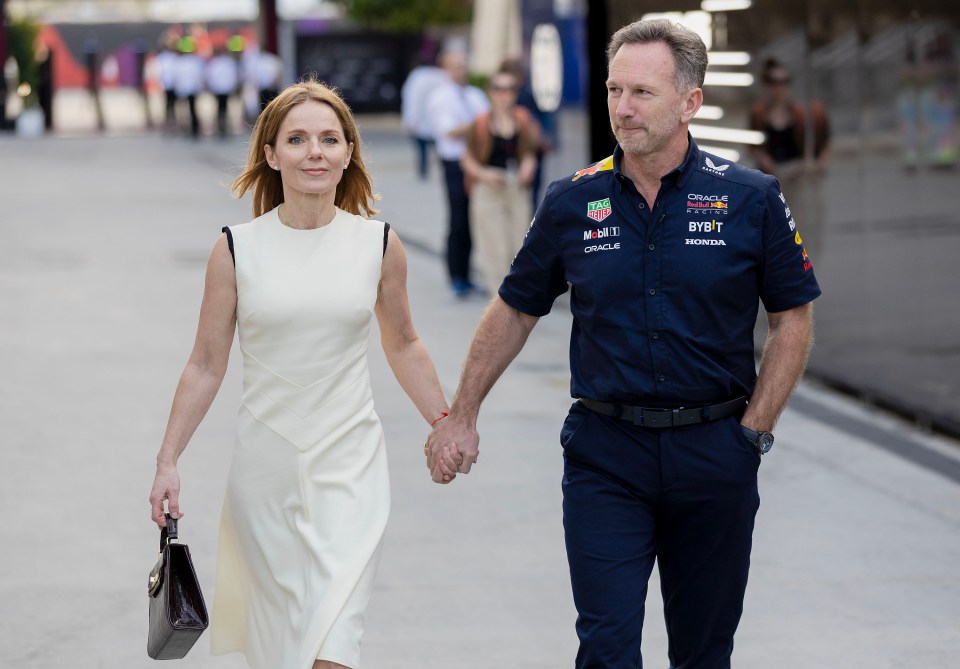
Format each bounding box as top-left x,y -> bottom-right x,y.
147,514 -> 209,659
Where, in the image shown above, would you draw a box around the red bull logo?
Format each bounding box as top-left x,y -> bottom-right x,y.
686,200 -> 729,210
572,156 -> 614,181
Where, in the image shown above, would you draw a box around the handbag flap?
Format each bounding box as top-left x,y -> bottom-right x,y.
148,514 -> 177,597
148,551 -> 165,597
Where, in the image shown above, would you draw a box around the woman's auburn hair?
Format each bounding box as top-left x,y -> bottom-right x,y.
232,77 -> 379,218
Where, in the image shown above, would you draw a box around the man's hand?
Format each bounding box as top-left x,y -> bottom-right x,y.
425,416 -> 479,484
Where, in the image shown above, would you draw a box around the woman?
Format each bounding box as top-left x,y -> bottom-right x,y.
148,79 -> 449,669
748,58 -> 830,178
749,58 -> 830,258
460,69 -> 540,293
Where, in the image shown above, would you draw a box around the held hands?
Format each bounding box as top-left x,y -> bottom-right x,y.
424,415 -> 479,484
149,463 -> 182,528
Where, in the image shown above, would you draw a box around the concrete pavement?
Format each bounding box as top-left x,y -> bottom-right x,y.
2,123 -> 960,668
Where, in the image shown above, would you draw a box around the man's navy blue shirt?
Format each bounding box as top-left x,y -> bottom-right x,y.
499,136 -> 822,405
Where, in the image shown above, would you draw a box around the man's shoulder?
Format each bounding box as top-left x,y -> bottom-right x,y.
406,66 -> 445,89
426,79 -> 457,103
544,155 -> 618,203
465,86 -> 490,111
690,150 -> 775,195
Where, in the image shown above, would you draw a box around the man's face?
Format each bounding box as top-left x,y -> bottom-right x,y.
606,41 -> 698,157
443,52 -> 468,86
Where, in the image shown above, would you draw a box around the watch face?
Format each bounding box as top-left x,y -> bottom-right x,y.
757,432 -> 775,454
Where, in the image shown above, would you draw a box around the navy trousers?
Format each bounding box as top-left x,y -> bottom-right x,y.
560,401 -> 760,669
440,158 -> 472,288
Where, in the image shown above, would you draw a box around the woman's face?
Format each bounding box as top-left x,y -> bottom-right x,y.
763,67 -> 791,102
264,99 -> 354,198
487,74 -> 518,109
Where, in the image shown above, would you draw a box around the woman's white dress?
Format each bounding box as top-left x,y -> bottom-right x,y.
210,206 -> 390,669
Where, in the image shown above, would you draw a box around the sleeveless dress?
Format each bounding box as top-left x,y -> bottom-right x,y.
210,205 -> 390,669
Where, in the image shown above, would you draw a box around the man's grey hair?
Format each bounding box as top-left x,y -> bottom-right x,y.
606,18 -> 708,92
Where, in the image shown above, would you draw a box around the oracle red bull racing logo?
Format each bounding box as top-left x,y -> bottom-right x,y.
687,193 -> 730,214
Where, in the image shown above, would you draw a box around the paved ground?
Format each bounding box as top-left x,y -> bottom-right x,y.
2,120 -> 960,668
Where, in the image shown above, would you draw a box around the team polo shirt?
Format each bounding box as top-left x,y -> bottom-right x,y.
499,136 -> 822,405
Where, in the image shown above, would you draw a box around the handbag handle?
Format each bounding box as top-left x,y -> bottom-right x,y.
159,514 -> 179,552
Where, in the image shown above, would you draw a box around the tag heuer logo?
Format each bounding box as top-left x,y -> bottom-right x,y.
587,198 -> 612,222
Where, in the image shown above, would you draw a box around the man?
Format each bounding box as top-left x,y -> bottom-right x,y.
425,49 -> 489,298
426,18 -> 820,669
156,33 -> 180,130
400,58 -> 447,179
205,44 -> 240,138
173,38 -> 206,138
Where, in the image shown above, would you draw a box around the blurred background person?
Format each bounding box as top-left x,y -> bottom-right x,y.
155,32 -> 180,131
240,41 -> 262,123
897,41 -> 921,169
255,48 -> 285,113
460,67 -> 539,294
206,44 -> 240,138
36,41 -> 54,132
918,32 -> 959,169
173,36 -> 206,138
749,58 -> 831,179
499,56 -> 555,210
400,56 -> 446,180
426,49 -> 489,298
749,58 -> 831,257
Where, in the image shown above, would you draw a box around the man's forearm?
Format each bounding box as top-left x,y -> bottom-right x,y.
741,302 -> 814,432
450,297 -> 538,426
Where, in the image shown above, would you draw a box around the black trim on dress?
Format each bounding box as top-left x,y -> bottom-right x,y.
221,226 -> 235,265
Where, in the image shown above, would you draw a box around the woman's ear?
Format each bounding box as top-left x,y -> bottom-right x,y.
264,144 -> 278,170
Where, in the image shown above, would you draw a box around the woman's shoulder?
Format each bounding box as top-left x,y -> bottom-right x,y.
337,207 -> 385,230
225,207 -> 277,240
336,208 -> 389,257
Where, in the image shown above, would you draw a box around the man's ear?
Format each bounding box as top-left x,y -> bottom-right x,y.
681,87 -> 703,124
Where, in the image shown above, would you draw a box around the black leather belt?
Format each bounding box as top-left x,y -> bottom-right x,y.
578,397 -> 747,428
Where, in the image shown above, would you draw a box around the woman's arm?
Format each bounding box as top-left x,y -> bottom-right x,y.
460,121 -> 505,189
374,229 -> 449,425
517,110 -> 542,186
149,234 -> 237,527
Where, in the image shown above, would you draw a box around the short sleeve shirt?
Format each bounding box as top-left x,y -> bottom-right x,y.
498,136 -> 822,405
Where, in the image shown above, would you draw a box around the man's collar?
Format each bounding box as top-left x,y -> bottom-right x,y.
612,132 -> 700,192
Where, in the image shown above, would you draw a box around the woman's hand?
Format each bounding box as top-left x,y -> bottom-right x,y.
480,167 -> 507,189
149,463 -> 181,528
518,156 -> 538,187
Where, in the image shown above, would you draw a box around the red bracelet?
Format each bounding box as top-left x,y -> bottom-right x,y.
431,412 -> 449,427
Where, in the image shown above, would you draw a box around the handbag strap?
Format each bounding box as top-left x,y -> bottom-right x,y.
159,514 -> 179,552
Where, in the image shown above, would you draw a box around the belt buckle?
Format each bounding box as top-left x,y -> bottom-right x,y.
640,408 -> 672,428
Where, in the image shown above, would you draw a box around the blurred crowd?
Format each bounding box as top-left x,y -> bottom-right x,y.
151,26 -> 283,138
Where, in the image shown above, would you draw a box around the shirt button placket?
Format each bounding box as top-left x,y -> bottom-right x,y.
647,211 -> 666,388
